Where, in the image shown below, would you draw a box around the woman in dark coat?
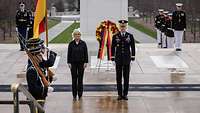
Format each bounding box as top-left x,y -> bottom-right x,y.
67,28 -> 88,101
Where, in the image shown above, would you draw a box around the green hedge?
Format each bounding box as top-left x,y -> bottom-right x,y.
128,18 -> 156,38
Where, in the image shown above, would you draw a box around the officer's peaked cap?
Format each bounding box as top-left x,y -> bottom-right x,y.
26,38 -> 44,55
163,11 -> 169,14
176,3 -> 183,7
168,13 -> 172,16
158,9 -> 164,12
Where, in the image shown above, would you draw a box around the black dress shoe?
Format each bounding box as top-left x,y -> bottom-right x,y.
176,48 -> 182,51
117,96 -> 123,100
123,96 -> 128,100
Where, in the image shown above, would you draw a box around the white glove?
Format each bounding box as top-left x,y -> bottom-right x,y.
16,27 -> 18,32
68,63 -> 72,69
130,61 -> 134,65
112,61 -> 116,66
26,27 -> 29,32
52,76 -> 57,82
48,86 -> 54,93
184,28 -> 186,31
84,63 -> 87,69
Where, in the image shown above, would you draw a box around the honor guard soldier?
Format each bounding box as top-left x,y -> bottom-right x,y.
160,11 -> 169,48
111,20 -> 136,100
155,9 -> 164,47
16,2 -> 30,51
172,3 -> 186,51
165,13 -> 175,48
26,38 -> 57,113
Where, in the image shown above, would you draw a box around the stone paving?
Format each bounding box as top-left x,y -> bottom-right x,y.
1,43 -> 200,113
1,43 -> 200,85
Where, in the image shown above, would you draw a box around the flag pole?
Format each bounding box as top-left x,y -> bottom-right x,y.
45,0 -> 48,47
45,0 -> 51,82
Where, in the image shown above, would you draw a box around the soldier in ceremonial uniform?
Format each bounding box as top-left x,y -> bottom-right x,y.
160,11 -> 169,48
16,2 -> 30,51
26,38 -> 57,113
165,13 -> 175,48
111,20 -> 136,100
155,9 -> 165,47
172,3 -> 186,51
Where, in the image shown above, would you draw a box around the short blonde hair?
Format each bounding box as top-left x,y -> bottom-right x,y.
72,28 -> 81,38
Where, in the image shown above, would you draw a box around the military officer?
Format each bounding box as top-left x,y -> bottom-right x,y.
172,3 -> 186,51
16,2 -> 30,51
111,20 -> 136,100
155,9 -> 165,47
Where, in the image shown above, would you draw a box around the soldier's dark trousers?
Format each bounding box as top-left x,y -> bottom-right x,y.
17,27 -> 27,50
116,64 -> 130,97
71,63 -> 84,98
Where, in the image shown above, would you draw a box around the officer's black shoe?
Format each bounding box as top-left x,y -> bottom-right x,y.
176,49 -> 182,51
117,96 -> 123,100
123,96 -> 128,100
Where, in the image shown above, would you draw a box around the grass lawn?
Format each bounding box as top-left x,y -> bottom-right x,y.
48,19 -> 61,29
50,22 -> 80,43
128,18 -> 157,38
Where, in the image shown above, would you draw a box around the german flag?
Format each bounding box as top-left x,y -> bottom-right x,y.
33,0 -> 46,39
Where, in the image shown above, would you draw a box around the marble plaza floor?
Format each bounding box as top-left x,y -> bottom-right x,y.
1,43 -> 200,113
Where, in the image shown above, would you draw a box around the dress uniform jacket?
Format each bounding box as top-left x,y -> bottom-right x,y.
172,11 -> 186,30
26,62 -> 48,100
165,17 -> 174,37
111,32 -> 135,65
155,14 -> 165,31
16,10 -> 30,28
160,17 -> 167,33
26,51 -> 57,100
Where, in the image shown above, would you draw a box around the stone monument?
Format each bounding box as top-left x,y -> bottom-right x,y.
80,0 -> 128,68
80,0 -> 128,37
